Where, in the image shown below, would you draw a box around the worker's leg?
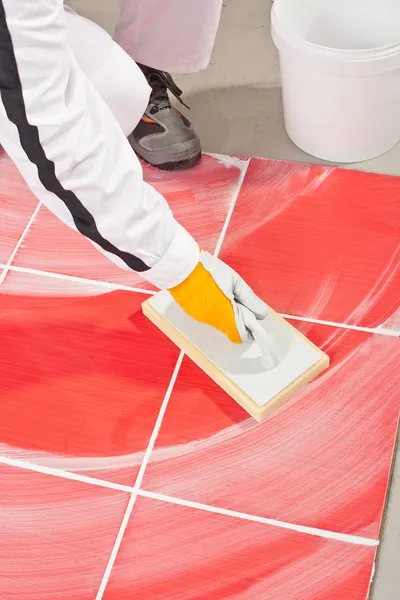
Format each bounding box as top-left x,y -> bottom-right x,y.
66,0 -> 223,170
65,0 -> 223,74
115,0 -> 224,74
64,6 -> 151,137
117,0 -> 223,170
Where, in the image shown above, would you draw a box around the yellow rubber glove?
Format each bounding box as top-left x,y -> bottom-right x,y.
169,251 -> 268,345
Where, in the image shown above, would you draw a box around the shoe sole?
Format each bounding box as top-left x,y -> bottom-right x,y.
142,152 -> 202,172
129,136 -> 202,171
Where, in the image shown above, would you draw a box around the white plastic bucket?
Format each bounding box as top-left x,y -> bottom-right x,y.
271,0 -> 400,162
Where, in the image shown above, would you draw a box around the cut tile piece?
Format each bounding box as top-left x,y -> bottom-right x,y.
143,291 -> 329,420
0,464 -> 129,600
13,154 -> 246,288
102,495 -> 375,600
0,150 -> 39,264
144,321 -> 400,539
219,158 -> 400,329
0,271 -> 180,486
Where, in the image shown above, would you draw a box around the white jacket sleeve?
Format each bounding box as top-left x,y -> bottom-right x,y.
0,0 -> 199,289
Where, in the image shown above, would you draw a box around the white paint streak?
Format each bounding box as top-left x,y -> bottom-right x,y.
343,242 -> 400,329
298,271 -> 340,327
379,308 -> 400,333
208,152 -> 249,170
221,163 -> 334,254
272,166 -> 333,224
300,168 -> 333,195
0,443 -> 145,471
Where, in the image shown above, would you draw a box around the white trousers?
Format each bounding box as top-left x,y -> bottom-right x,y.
66,0 -> 223,73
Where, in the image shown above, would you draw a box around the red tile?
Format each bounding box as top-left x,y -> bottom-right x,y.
102,496 -> 375,600
13,154 -> 245,288
219,159 -> 400,329
0,464 -> 129,600
143,321 -> 400,539
0,271 -> 180,485
0,149 -> 39,264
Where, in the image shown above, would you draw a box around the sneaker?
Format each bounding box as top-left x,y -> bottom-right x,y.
129,65 -> 201,171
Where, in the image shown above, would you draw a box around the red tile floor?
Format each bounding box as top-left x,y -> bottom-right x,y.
0,148 -> 399,599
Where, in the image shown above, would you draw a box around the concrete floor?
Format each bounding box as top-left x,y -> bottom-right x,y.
176,1 -> 400,598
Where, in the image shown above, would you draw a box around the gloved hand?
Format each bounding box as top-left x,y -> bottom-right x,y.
169,251 -> 269,345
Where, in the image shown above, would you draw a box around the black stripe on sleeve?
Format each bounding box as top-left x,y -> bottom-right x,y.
0,1 -> 150,273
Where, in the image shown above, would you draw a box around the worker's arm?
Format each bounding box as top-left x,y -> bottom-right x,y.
0,0 -> 198,289
0,0 -> 268,346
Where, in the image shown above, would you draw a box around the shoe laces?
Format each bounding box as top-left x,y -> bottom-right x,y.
146,70 -> 190,114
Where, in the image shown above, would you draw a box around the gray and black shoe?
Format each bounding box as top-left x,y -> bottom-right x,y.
129,65 -> 202,171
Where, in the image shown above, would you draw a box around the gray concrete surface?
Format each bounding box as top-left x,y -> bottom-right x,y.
176,1 -> 400,598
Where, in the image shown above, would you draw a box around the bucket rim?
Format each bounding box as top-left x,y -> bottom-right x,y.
272,3 -> 400,61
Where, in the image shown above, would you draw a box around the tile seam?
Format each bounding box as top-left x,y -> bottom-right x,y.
0,454 -> 379,548
0,201 -> 42,287
3,263 -> 398,337
94,351 -> 185,599
138,489 -> 380,548
213,157 -> 250,257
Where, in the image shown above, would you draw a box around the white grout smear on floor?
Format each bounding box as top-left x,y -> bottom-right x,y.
207,152 -> 249,169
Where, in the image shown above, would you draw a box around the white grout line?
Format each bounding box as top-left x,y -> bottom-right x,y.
280,313 -> 400,338
133,351 -> 185,491
0,452 -> 380,549
95,493 -> 138,600
3,262 -> 399,337
0,455 -> 133,492
5,264 -> 156,295
138,490 -> 379,548
2,217 -> 398,339
94,351 -> 185,599
213,159 -> 250,258
0,202 -> 42,287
